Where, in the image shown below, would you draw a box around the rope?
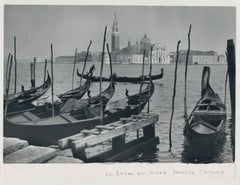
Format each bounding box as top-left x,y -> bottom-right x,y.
168,40 -> 181,152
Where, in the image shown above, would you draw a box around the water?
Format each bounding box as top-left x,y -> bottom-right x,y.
4,62 -> 233,163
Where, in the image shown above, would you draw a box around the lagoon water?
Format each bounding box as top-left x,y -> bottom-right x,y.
5,62 -> 233,163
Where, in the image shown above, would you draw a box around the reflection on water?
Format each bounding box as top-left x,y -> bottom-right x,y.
181,135 -> 227,163
4,62 -> 234,163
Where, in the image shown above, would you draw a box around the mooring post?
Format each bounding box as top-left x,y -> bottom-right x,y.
30,62 -> 35,88
143,124 -> 155,139
100,26 -> 107,124
72,48 -> 77,91
33,57 -> 36,87
112,134 -> 126,151
169,40 -> 181,152
43,59 -> 47,82
5,53 -> 11,95
5,55 -> 13,116
80,40 -> 92,87
226,39 -> 235,161
50,44 -> 55,117
14,36 -> 17,94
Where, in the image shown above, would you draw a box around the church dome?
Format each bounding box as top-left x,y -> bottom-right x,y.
140,33 -> 151,45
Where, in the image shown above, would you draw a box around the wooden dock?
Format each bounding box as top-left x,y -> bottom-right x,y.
59,113 -> 159,162
3,113 -> 159,163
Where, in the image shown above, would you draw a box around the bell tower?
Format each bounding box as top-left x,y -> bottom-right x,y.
111,12 -> 120,52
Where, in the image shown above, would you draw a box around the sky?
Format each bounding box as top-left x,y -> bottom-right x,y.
4,5 -> 236,59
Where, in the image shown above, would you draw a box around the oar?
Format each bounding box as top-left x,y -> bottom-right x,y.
80,40 -> 92,87
140,50 -> 146,94
43,59 -> 47,82
5,54 -> 13,117
72,48 -> 77,91
100,26 -> 107,124
50,44 -> 55,117
169,40 -> 181,152
184,24 -> 192,123
147,47 -> 153,113
14,36 -> 17,94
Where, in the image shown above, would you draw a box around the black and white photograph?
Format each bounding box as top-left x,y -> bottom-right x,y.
1,0 -> 239,184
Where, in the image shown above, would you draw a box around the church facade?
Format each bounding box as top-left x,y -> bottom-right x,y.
105,13 -> 169,64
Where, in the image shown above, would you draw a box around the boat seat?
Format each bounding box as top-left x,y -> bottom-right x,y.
59,113 -> 78,123
22,112 -> 40,121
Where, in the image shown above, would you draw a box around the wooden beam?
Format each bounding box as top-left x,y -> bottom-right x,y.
72,114 -> 158,150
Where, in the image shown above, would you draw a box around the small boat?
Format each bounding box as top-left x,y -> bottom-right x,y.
77,68 -> 164,83
184,66 -> 226,155
57,71 -> 92,102
4,79 -> 153,146
4,72 -> 51,113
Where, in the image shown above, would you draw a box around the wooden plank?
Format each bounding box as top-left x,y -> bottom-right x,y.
4,137 -> 29,155
131,115 -> 149,119
4,145 -> 57,163
72,114 -> 158,150
95,125 -> 115,130
120,117 -> 138,122
58,133 -> 84,150
22,112 -> 40,121
81,129 -> 101,135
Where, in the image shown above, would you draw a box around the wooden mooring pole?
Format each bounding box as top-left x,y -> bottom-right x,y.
50,44 -> 55,117
147,46 -> 153,113
5,55 -> 13,117
14,36 -> 17,94
33,57 -> 36,87
140,50 -> 146,94
80,40 -> 92,86
100,26 -> 107,124
184,24 -> 191,122
43,59 -> 47,82
5,53 -> 11,95
72,48 -> 77,91
168,40 -> 181,152
226,39 -> 235,161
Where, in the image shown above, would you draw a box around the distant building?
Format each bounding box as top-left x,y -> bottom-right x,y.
108,13 -> 168,64
168,50 -> 226,64
55,52 -> 92,63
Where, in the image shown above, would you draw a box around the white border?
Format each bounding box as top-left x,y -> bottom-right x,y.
0,0 -> 239,185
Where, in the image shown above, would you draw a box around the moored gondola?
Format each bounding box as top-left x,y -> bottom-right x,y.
184,66 -> 226,155
4,78 -> 153,146
56,65 -> 95,102
4,72 -> 51,113
77,67 -> 164,83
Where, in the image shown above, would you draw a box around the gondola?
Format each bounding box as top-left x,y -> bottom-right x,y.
57,66 -> 95,102
4,72 -> 51,113
4,79 -> 154,146
184,66 -> 226,155
77,67 -> 164,83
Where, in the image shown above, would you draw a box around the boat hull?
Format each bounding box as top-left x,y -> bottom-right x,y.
4,102 -> 147,146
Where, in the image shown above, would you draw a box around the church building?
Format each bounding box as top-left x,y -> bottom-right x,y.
105,13 -> 168,64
